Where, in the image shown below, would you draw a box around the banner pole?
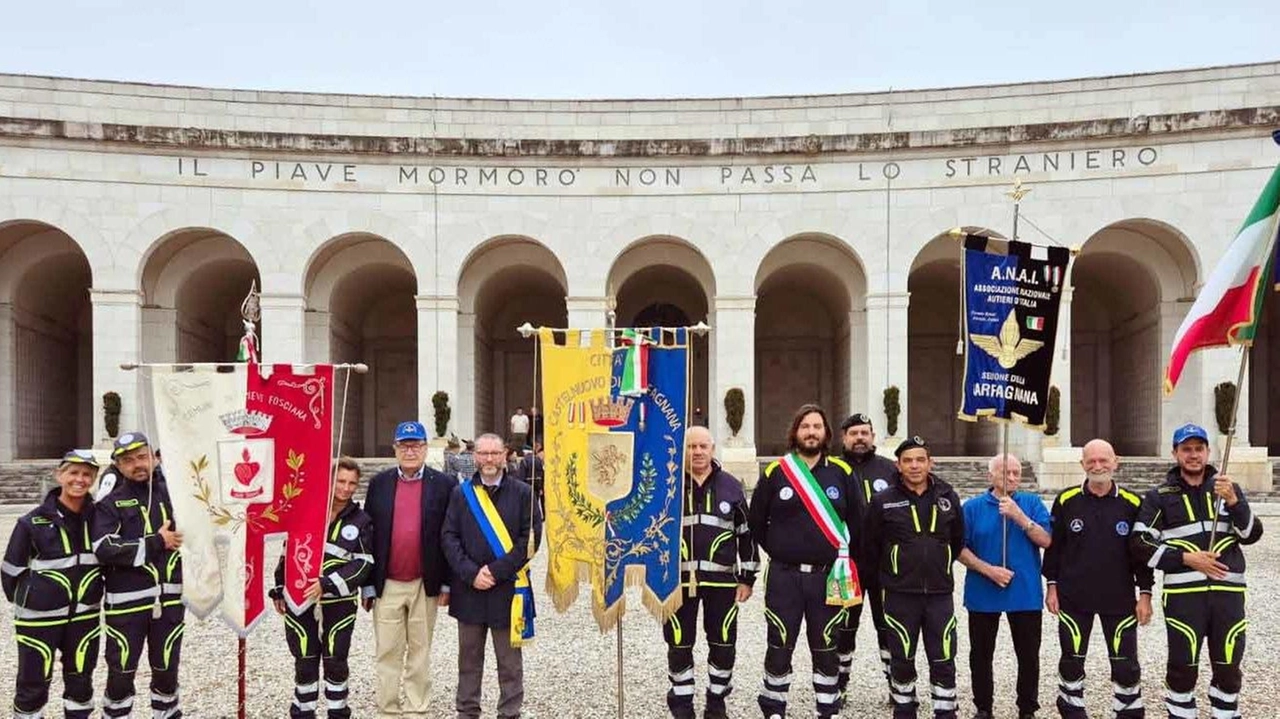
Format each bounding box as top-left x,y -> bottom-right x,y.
616,617 -> 625,719
238,637 -> 247,719
1209,347 -> 1250,548
1001,422 -> 1010,568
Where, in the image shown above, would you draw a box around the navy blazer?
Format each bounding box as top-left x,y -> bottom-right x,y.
363,465 -> 457,598
441,473 -> 542,627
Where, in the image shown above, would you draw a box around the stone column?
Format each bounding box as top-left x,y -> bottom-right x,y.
712,295 -> 758,486
0,303 -> 13,460
417,294 -> 459,440
865,291 -> 910,453
258,293 -> 306,364
303,310 -> 331,364
1037,286 -> 1082,489
456,310 -> 477,438
91,290 -> 142,447
140,307 -> 176,363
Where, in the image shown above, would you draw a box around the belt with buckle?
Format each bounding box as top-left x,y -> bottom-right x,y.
774,561 -> 831,574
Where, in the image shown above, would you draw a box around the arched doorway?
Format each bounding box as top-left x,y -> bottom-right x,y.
608,237 -> 712,428
303,233 -> 417,456
458,236 -> 567,439
907,229 -> 1001,456
140,228 -> 261,364
754,234 -> 865,456
1072,219 -> 1197,455
0,221 -> 93,458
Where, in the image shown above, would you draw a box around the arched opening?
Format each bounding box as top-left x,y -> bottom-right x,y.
141,229 -> 261,364
0,221 -> 93,458
304,233 -> 417,456
907,229 -> 999,456
754,235 -> 864,456
608,237 -> 712,429
1072,219 -> 1196,455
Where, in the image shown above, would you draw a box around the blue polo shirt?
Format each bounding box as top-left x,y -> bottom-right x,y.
962,490 -> 1052,613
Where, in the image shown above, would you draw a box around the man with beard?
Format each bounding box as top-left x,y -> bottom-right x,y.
91,432 -> 185,719
834,412 -> 896,701
4,450 -> 104,719
1132,424 -> 1263,719
749,404 -> 861,719
1043,439 -> 1152,719
861,436 -> 964,719
958,453 -> 1051,719
662,426 -> 757,719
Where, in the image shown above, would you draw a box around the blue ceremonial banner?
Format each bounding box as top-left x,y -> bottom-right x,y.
959,235 -> 1070,427
599,327 -> 688,621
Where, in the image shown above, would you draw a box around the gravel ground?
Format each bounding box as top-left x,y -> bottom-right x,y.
1,507 -> 1278,718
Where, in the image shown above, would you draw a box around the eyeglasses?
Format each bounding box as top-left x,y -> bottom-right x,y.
395,442 -> 426,451
475,451 -> 505,456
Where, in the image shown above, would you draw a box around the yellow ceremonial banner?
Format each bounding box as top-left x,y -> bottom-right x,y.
540,328 -> 613,618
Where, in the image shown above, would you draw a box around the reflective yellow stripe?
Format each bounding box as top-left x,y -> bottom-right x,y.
1224,619 -> 1248,664
59,527 -> 71,555
77,568 -> 101,601
284,613 -> 310,656
1165,616 -> 1199,663
891,545 -> 900,575
929,505 -> 938,533
161,623 -> 184,669
822,607 -> 846,646
721,604 -> 739,643
883,611 -> 913,657
75,624 -> 102,673
1181,495 -> 1195,521
707,531 -> 734,558
1111,615 -> 1137,655
327,613 -> 356,655
941,614 -> 957,660
104,623 -> 132,668
16,633 -> 54,678
910,505 -> 922,533
1058,609 -> 1083,654
763,608 -> 787,646
166,550 -> 180,580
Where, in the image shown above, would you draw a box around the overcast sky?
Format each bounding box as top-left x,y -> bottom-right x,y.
2,0 -> 1275,99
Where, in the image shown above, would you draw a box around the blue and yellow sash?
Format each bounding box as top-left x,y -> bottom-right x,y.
460,480 -> 536,646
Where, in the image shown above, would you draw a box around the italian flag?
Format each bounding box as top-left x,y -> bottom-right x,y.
617,328 -> 651,397
1164,164 -> 1280,393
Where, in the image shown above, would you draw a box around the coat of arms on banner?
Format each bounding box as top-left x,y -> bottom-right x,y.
539,327 -> 689,630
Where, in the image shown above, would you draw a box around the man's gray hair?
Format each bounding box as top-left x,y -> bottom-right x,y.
475,432 -> 505,447
987,453 -> 1021,473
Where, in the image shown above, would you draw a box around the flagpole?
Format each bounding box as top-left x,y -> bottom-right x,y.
1001,178 -> 1032,567
605,291 -> 626,719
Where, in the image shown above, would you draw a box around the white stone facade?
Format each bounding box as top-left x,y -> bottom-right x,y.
2,63 -> 1279,463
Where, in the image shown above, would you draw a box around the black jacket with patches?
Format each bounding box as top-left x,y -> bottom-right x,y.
1130,465 -> 1262,593
680,462 -> 758,588
3,488 -> 102,618
861,473 -> 964,595
91,471 -> 183,612
270,501 -> 374,605
1042,481 -> 1153,614
748,454 -> 859,567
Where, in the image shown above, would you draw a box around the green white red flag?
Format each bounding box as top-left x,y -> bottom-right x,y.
1164,164 -> 1280,393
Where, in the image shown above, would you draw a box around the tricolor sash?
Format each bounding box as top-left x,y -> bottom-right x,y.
777,454 -> 862,607
460,480 -> 536,646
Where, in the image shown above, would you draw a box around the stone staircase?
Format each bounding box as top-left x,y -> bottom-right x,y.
755,457 -> 1038,500
0,461 -> 59,506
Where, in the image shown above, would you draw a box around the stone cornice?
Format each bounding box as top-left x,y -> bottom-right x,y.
1,106 -> 1277,159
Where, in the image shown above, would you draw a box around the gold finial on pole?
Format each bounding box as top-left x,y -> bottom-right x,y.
1005,177 -> 1032,204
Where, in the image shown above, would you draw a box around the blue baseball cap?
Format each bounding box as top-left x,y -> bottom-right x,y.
112,431 -> 151,458
394,421 -> 427,442
1172,423 -> 1210,448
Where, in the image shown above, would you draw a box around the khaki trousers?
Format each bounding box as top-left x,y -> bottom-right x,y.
374,578 -> 439,719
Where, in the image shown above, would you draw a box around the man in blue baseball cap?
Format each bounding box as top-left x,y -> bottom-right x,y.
1131,422 -> 1263,719
361,420 -> 458,719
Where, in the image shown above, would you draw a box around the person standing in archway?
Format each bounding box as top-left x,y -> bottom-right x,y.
508,408 -> 529,450
749,404 -> 860,719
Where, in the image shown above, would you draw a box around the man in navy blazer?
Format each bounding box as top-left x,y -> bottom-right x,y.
442,432 -> 542,719
362,420 -> 457,719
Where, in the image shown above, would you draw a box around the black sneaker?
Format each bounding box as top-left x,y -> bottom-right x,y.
972,711 -> 994,719
703,707 -> 728,719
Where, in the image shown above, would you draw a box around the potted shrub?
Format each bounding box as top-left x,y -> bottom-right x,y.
103,391 -> 122,439
883,386 -> 901,438
431,391 -> 451,439
1043,385 -> 1061,446
1214,381 -> 1237,457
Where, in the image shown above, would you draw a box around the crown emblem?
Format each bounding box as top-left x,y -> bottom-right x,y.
591,397 -> 635,428
220,409 -> 273,436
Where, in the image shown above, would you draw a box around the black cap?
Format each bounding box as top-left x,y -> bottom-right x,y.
112,432 -> 151,458
894,435 -> 929,457
840,413 -> 874,431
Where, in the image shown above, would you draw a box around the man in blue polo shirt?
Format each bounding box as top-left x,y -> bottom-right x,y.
958,453 -> 1052,719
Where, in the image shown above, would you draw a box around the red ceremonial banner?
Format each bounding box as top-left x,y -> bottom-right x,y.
241,363 -> 335,625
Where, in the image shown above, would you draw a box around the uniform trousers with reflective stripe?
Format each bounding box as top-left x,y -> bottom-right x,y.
1054,601 -> 1141,719
284,599 -> 359,719
881,591 -> 958,719
13,613 -> 101,719
1163,590 -> 1247,719
102,602 -> 184,719
835,587 -> 890,694
662,584 -> 739,716
758,564 -> 846,719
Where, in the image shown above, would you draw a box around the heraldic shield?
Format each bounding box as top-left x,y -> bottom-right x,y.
539,327 -> 690,629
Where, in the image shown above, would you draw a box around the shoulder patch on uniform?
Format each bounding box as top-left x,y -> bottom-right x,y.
827,457 -> 852,474
764,460 -> 781,477
31,516 -> 52,524
114,498 -> 139,507
1118,488 -> 1141,507
1158,486 -> 1180,494
340,524 -> 359,541
1059,487 -> 1083,504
